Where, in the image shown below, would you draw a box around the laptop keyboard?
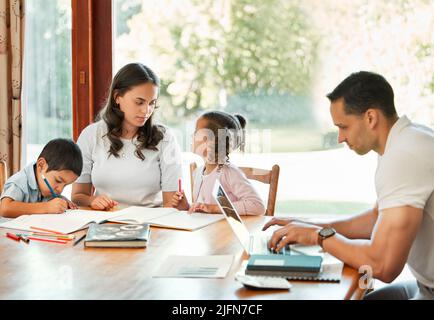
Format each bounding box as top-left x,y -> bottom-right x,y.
251,235 -> 291,255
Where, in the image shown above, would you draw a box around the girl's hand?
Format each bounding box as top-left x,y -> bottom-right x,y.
189,203 -> 221,214
171,191 -> 190,210
90,195 -> 118,211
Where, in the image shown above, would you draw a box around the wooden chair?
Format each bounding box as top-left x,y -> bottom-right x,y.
190,162 -> 280,216
0,160 -> 7,194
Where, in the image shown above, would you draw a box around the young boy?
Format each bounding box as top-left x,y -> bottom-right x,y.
0,138 -> 83,218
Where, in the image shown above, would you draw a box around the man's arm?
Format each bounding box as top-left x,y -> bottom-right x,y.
321,206 -> 422,282
268,205 -> 423,283
321,205 -> 379,239
263,205 -> 379,240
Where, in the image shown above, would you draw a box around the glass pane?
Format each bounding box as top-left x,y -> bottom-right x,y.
23,0 -> 72,165
113,0 -> 434,216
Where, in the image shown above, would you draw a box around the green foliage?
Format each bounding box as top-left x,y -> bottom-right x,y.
25,0 -> 72,144
147,0 -> 318,119
115,0 -> 142,36
225,92 -> 314,126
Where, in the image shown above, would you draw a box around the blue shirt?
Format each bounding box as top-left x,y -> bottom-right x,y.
0,161 -> 49,203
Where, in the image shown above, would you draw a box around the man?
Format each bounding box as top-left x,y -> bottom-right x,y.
264,71 -> 434,299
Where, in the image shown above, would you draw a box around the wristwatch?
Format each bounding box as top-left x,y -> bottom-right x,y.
317,227 -> 336,248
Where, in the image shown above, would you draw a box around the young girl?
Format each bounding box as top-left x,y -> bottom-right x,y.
171,111 -> 266,215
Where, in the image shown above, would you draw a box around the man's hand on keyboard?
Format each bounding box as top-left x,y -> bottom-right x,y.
267,221 -> 322,253
262,217 -> 305,231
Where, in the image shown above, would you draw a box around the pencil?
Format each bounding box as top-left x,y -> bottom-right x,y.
73,234 -> 86,246
6,233 -> 21,242
19,235 -> 30,243
27,236 -> 67,244
30,226 -> 66,235
17,233 -> 75,241
178,178 -> 182,192
41,174 -> 59,198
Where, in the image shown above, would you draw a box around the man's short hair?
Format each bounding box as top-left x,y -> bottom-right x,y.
38,138 -> 83,176
326,71 -> 397,118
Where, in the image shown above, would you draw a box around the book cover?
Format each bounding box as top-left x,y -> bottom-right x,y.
84,223 -> 150,248
246,254 -> 323,278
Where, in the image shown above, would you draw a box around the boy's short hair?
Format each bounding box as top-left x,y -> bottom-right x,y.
38,138 -> 83,176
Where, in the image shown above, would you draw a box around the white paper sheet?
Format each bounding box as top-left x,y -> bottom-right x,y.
153,255 -> 234,278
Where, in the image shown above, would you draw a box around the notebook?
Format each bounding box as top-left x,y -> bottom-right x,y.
0,209 -> 122,234
246,254 -> 323,278
0,207 -> 224,234
84,223 -> 150,248
245,253 -> 343,282
108,206 -> 224,231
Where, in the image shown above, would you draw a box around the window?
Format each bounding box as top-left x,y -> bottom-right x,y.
114,0 -> 434,216
23,0 -> 72,164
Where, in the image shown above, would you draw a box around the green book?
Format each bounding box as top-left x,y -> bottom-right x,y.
246,254 -> 323,278
84,223 -> 150,248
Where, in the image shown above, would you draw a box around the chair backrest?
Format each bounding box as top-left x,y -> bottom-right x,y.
190,162 -> 198,203
0,160 -> 7,194
190,162 -> 280,216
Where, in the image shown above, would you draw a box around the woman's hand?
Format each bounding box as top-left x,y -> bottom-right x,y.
170,191 -> 190,210
59,195 -> 78,210
90,195 -> 118,210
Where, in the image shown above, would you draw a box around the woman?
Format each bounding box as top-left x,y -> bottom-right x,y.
72,63 -> 182,210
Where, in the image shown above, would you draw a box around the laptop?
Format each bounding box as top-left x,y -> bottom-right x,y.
212,180 -> 290,256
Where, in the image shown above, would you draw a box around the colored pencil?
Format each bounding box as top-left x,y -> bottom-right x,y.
41,174 -> 59,198
6,233 -> 21,242
27,236 -> 67,244
30,226 -> 66,235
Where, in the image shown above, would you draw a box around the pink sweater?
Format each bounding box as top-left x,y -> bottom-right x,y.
192,163 -> 266,216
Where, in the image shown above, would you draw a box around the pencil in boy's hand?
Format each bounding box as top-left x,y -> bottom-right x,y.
41,174 -> 59,198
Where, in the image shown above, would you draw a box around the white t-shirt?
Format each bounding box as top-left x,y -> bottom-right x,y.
76,120 -> 182,206
375,115 -> 434,287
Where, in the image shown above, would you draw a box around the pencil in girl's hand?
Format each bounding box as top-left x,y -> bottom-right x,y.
178,178 -> 182,193
178,178 -> 183,200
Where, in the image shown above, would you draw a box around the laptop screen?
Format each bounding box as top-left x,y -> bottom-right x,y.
212,180 -> 251,253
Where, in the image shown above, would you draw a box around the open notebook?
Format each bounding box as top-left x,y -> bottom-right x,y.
0,210 -> 121,234
0,207 -> 224,234
108,206 -> 224,231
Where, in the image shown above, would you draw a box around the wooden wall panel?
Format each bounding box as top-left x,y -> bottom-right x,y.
72,0 -> 112,141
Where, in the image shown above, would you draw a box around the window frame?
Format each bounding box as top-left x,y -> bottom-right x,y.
71,0 -> 112,141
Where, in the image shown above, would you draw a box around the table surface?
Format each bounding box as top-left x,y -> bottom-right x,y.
0,215 -> 365,299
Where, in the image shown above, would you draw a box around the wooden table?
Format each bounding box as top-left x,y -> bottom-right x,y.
0,216 -> 364,299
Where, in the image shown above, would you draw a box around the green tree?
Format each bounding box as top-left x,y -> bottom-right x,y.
119,0 -> 318,123
25,0 -> 72,144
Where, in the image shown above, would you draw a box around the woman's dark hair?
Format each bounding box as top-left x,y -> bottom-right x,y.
200,111 -> 247,163
326,71 -> 397,118
100,63 -> 165,160
38,138 -> 83,176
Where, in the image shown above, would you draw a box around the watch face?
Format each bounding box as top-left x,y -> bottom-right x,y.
320,227 -> 335,237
